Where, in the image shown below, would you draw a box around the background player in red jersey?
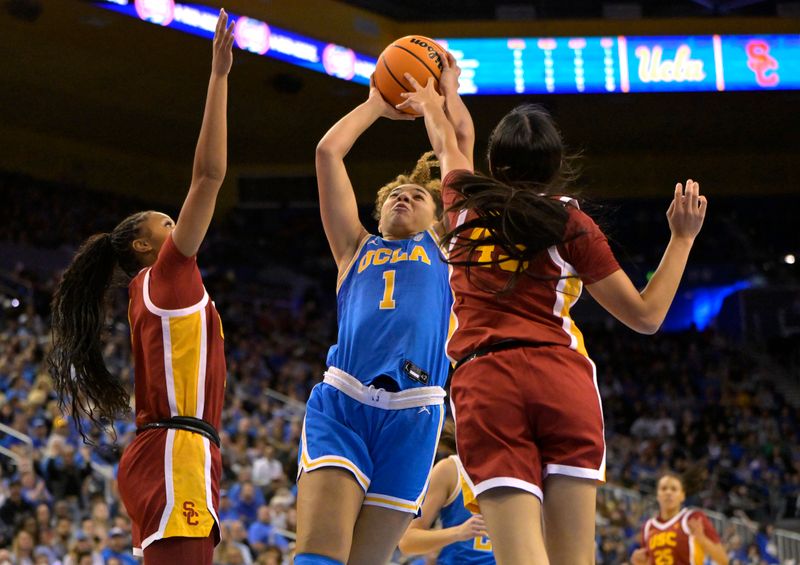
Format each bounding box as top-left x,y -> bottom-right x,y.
399,56 -> 707,565
632,472 -> 728,565
47,10 -> 235,565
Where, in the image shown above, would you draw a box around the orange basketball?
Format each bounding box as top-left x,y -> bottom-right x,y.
373,35 -> 446,114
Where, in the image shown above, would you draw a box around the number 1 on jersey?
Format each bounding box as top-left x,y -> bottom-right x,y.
380,270 -> 396,309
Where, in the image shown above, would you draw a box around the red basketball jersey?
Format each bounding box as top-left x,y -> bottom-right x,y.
442,170 -> 620,363
120,234 -> 226,551
127,234 -> 226,429
641,508 -> 722,565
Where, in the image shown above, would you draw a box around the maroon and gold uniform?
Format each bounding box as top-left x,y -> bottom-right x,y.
118,234 -> 226,555
443,170 -> 620,511
640,508 -> 722,565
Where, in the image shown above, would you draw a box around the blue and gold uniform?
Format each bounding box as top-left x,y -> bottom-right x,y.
437,456 -> 495,565
299,229 -> 452,513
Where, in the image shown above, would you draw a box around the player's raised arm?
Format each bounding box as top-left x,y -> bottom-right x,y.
586,180 -> 707,334
439,52 -> 475,169
397,74 -> 471,179
171,9 -> 234,258
316,82 -> 415,271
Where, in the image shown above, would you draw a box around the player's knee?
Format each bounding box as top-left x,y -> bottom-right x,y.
295,532 -> 350,564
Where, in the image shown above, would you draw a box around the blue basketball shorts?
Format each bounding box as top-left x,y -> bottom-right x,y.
298,367 -> 446,514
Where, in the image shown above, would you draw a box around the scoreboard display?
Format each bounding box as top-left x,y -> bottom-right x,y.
94,0 -> 800,95
442,34 -> 800,94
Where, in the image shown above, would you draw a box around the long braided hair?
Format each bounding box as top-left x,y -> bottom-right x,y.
48,211 -> 151,441
442,104 -> 583,293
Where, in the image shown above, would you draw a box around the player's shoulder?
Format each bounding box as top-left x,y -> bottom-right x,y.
682,507 -> 709,521
432,455 -> 459,483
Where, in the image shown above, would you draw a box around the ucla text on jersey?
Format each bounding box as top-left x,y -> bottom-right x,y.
327,230 -> 454,391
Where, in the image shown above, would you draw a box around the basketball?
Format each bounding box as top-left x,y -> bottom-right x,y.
373,35 -> 446,114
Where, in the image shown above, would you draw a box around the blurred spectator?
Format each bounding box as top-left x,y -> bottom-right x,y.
44,445 -> 91,505
99,528 -> 136,565
247,506 -> 288,555
0,480 -> 33,529
230,482 -> 264,525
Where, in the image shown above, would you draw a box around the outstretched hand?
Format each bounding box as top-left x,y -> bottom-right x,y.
396,73 -> 444,115
212,9 -> 235,77
666,179 -> 707,240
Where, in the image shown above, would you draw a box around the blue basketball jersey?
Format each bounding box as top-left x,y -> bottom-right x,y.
327,230 -> 453,390
438,458 -> 495,564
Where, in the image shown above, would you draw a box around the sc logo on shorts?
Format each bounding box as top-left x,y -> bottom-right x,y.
183,501 -> 200,526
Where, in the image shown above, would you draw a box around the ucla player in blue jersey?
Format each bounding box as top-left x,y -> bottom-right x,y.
294,58 -> 473,565
399,421 -> 496,565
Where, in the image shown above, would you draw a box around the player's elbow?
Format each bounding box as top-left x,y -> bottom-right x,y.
316,139 -> 343,161
396,537 -> 415,555
633,320 -> 662,335
315,139 -> 332,157
193,166 -> 227,186
632,315 -> 662,335
617,310 -> 662,334
190,174 -> 225,195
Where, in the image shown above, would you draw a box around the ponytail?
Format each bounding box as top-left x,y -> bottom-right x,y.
442,172 -> 575,294
48,211 -> 149,441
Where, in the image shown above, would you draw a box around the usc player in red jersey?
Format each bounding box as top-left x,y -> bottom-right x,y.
399,57 -> 707,565
48,10 -> 235,565
632,473 -> 728,565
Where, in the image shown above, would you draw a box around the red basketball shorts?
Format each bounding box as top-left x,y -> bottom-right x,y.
450,345 -> 606,513
118,428 -> 221,556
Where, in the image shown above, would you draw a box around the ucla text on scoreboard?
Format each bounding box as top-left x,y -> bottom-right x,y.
443,34 -> 797,94
94,0 -> 799,95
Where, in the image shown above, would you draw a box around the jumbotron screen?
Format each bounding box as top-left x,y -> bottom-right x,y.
95,0 -> 799,95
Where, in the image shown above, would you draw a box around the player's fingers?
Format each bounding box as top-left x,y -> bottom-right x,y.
404,72 -> 422,90
686,180 -> 698,209
215,9 -> 226,37
698,195 -> 708,215
673,183 -> 683,208
683,179 -> 693,203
